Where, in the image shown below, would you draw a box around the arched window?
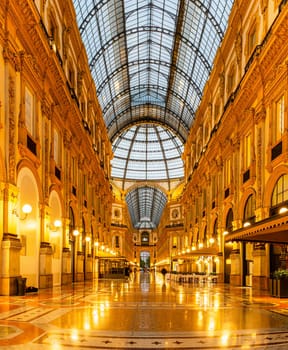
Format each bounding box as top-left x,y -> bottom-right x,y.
227,65 -> 235,95
247,20 -> 257,56
69,206 -> 75,240
212,218 -> 218,244
226,208 -> 233,233
203,226 -> 207,247
214,99 -> 220,123
243,194 -> 256,223
271,174 -> 288,215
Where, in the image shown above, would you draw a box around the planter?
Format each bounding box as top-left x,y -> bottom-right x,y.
270,278 -> 288,298
276,279 -> 288,298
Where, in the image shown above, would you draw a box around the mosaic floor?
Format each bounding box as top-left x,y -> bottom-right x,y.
0,273 -> 288,349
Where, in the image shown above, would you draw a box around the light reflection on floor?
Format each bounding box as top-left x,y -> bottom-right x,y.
0,272 -> 288,349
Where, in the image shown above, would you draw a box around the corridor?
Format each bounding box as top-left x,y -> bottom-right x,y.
0,273 -> 288,349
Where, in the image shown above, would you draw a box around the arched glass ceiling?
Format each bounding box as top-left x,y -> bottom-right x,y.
126,186 -> 167,228
111,124 -> 184,185
73,0 -> 234,141
72,0 -> 234,228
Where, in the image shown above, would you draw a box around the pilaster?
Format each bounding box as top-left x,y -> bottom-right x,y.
61,247 -> 72,285
39,241 -> 53,288
0,233 -> 22,295
230,247 -> 242,286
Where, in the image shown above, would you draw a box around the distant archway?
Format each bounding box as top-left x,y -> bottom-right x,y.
140,251 -> 150,270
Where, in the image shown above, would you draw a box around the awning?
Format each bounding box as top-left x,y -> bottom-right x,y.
172,247 -> 219,260
225,214 -> 288,244
97,253 -> 128,260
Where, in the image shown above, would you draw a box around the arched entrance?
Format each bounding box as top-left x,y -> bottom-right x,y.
140,251 -> 150,271
17,168 -> 40,288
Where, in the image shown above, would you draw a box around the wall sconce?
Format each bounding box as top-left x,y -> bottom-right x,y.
48,220 -> 62,232
223,230 -> 229,236
12,203 -> 32,220
279,207 -> 288,214
209,238 -> 215,244
85,236 -> 91,242
73,229 -> 79,236
243,221 -> 251,227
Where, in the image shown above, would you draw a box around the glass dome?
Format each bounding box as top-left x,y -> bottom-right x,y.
111,124 -> 184,186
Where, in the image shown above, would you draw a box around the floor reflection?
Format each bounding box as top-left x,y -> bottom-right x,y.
0,273 -> 288,349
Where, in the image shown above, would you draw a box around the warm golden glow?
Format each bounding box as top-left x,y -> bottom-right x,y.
220,332 -> 230,346
279,207 -> 288,214
22,204 -> 32,214
208,318 -> 215,331
54,219 -> 62,228
70,329 -> 79,341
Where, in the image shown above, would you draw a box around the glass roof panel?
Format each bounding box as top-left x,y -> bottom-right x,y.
73,0 -> 234,227
126,186 -> 168,228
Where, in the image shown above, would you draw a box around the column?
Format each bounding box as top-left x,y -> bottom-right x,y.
252,243 -> 268,290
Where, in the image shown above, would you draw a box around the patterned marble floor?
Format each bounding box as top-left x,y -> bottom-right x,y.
0,273 -> 288,349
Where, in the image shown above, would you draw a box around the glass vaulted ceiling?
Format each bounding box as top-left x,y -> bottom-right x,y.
73,0 -> 234,227
126,186 -> 167,229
